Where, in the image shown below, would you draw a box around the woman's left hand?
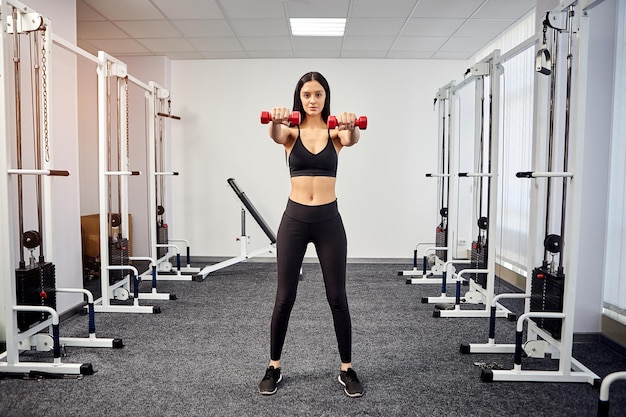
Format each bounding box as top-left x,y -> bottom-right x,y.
335,112 -> 357,131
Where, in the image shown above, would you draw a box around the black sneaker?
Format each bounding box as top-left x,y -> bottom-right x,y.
338,368 -> 364,398
259,366 -> 282,395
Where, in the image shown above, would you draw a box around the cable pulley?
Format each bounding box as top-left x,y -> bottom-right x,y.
23,230 -> 41,249
544,234 -> 563,254
110,213 -> 122,227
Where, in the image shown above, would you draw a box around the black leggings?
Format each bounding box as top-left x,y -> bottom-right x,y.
270,199 -> 352,363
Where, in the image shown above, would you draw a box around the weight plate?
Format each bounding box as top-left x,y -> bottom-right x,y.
110,213 -> 121,227
544,234 -> 562,253
23,230 -> 41,249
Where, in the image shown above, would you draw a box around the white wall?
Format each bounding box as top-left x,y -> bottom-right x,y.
170,59 -> 467,260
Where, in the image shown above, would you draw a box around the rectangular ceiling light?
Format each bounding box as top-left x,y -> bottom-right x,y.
290,18 -> 346,36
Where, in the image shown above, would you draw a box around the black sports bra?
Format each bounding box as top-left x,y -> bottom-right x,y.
288,127 -> 337,178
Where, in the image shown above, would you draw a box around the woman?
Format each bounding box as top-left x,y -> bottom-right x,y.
259,72 -> 364,398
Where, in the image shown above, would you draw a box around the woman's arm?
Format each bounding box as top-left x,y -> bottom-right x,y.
268,107 -> 294,145
336,112 -> 360,147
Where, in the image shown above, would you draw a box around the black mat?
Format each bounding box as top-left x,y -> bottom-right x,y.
1,262 -> 625,417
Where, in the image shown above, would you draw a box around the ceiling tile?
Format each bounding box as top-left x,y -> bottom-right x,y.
292,37 -> 343,51
77,0 -> 105,21
413,0 -> 486,19
77,21 -> 128,39
151,0 -> 224,19
114,20 -> 181,38
350,0 -> 418,18
166,51 -> 205,59
393,36 -> 448,52
82,0 -> 164,20
188,37 -> 244,52
294,49 -> 341,58
286,0 -> 350,18
230,18 -> 290,37
431,50 -> 473,59
138,38 -> 196,53
86,38 -> 152,54
474,0 -> 535,19
454,19 -> 516,38
342,36 -> 397,51
218,0 -> 285,19
387,50 -> 436,59
239,36 -> 292,51
341,49 -> 388,58
403,18 -> 465,37
345,18 -> 406,36
201,50 -> 249,59
246,50 -> 294,58
75,0 -> 536,61
170,19 -> 235,37
439,36 -> 492,53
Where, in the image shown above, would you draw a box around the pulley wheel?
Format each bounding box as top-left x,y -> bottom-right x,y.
544,234 -> 562,253
477,217 -> 488,230
427,254 -> 437,268
110,213 -> 122,227
23,230 -> 41,249
157,205 -> 165,215
440,208 -> 448,218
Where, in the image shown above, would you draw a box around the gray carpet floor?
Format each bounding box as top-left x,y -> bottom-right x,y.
1,261 -> 625,417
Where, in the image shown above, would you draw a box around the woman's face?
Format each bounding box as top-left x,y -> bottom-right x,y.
300,80 -> 326,116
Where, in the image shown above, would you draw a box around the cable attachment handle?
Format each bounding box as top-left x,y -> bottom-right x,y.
536,16 -> 552,75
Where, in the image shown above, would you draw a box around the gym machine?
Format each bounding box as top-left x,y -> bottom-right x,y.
91,51 -> 164,313
400,81 -> 459,283
1,0 -> 120,378
195,178 -> 277,280
138,81 -> 204,282
462,3 -> 599,386
418,53 -> 512,322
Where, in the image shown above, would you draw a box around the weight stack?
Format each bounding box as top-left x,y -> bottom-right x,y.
470,241 -> 488,288
109,238 -> 129,284
16,262 -> 56,332
529,266 -> 565,339
435,227 -> 447,261
157,222 -> 168,259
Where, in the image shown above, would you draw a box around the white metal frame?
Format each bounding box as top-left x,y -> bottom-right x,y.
466,1 -> 599,385
139,81 -> 205,282
1,0 -> 118,377
402,81 -> 462,283
416,52 -> 511,322
93,51 -> 162,313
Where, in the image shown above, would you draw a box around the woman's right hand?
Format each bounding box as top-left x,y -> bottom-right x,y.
270,107 -> 292,125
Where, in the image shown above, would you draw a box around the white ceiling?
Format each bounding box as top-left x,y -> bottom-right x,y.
76,0 -> 536,60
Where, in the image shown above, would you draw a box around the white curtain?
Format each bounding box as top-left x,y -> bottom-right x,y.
603,0 -> 626,323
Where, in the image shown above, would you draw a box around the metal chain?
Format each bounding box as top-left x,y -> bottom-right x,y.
125,77 -> 129,162
41,27 -> 50,162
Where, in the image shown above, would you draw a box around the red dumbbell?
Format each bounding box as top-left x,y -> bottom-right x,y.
260,111 -> 301,126
328,115 -> 368,130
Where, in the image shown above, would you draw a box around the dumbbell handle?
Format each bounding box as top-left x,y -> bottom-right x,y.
328,115 -> 368,130
260,111 -> 301,126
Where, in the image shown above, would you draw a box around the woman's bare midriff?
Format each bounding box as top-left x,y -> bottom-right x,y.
289,176 -> 337,206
